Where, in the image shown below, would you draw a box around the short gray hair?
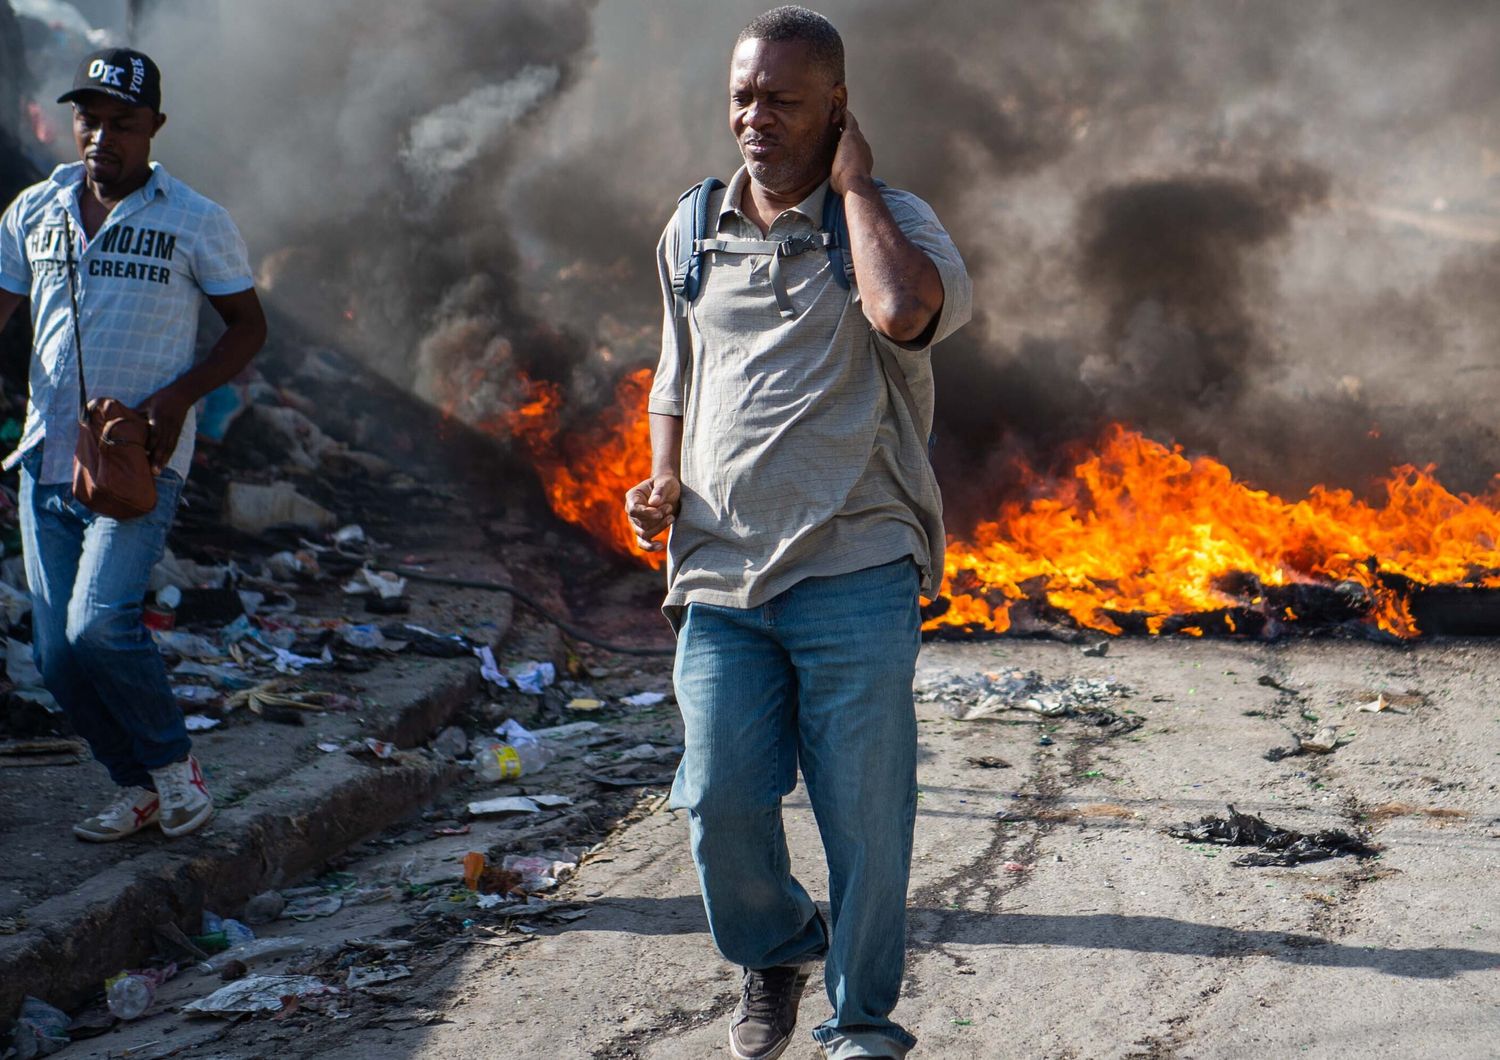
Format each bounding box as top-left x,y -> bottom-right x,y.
736,6 -> 845,84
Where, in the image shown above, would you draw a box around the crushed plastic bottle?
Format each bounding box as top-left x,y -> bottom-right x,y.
105,965 -> 175,1021
470,719 -> 553,781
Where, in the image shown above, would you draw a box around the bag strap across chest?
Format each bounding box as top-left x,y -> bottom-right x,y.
670,177 -> 862,320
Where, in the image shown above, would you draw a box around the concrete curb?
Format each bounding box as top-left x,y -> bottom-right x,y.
0,658 -> 481,1019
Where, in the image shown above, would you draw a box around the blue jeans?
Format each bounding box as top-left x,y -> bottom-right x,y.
18,450 -> 189,789
670,558 -> 921,1059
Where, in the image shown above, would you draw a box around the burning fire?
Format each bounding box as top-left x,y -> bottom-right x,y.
500,367 -> 665,570
932,426 -> 1500,639
470,366 -> 1500,639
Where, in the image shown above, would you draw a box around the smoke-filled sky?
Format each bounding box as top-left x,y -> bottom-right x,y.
111,0 -> 1500,524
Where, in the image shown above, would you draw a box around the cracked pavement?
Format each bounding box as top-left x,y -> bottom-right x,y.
66,637 -> 1500,1059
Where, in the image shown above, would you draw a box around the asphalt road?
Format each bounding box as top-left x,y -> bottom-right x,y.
65,637 -> 1500,1059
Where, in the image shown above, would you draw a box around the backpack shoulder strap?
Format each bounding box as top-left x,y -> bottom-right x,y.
821,178 -> 887,290
671,177 -> 725,315
823,189 -> 854,290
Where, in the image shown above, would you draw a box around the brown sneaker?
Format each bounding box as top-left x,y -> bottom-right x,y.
73,786 -> 160,842
729,963 -> 812,1060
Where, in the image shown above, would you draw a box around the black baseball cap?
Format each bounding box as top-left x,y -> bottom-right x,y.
57,48 -> 162,111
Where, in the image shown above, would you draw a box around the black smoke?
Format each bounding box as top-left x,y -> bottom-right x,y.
72,0 -> 1500,531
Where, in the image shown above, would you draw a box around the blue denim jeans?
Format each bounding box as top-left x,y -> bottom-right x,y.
670,558 -> 921,1059
18,449 -> 189,789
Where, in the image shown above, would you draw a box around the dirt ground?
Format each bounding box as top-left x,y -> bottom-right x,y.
49,634 -> 1500,1060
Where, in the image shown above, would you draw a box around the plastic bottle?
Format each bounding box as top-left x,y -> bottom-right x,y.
220,918 -> 256,946
470,720 -> 554,781
106,966 -> 173,1021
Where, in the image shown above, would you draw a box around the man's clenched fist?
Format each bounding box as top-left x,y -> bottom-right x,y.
625,473 -> 681,552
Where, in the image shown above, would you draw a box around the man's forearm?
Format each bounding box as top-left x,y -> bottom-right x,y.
650,412 -> 683,479
842,177 -> 944,343
161,322 -> 264,405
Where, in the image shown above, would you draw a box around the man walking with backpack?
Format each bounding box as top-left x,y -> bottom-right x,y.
624,8 -> 970,1057
0,48 -> 265,841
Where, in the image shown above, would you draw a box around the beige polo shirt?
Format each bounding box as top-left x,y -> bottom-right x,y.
649,166 -> 971,617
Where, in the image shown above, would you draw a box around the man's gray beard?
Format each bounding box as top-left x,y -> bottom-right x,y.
743,134 -> 837,196
745,157 -> 807,194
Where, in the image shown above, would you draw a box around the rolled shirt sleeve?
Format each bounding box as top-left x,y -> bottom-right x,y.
879,189 -> 972,351
0,195 -> 32,295
648,220 -> 686,417
191,204 -> 254,296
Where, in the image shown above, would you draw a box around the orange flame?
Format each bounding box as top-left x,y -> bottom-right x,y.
932,425 -> 1500,638
453,365 -> 1500,638
502,368 -> 665,569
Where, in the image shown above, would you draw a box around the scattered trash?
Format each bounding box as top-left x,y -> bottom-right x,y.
1081,640 -> 1110,657
183,974 -> 336,1017
333,524 -> 367,548
105,964 -> 176,1021
1357,693 -> 1393,713
198,936 -> 307,975
152,630 -> 226,662
1038,735 -> 1054,746
921,670 -> 1139,735
205,915 -> 256,947
1299,726 -> 1342,754
530,721 -> 601,741
184,713 -> 221,731
502,853 -> 578,892
265,549 -> 319,581
283,894 -> 343,920
472,719 -> 554,781
317,740 -> 343,753
475,644 -> 508,687
11,996 -> 69,1058
1003,861 -> 1030,873
620,691 -> 667,708
224,481 -> 337,536
341,623 -> 388,651
1167,804 -> 1379,867
396,624 -> 471,657
346,964 -> 412,989
361,738 -> 397,760
464,851 -> 522,894
509,659 -> 556,694
466,794 -> 572,816
567,697 -> 603,712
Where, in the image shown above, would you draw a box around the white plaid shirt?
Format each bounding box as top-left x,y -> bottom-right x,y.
0,162 -> 253,483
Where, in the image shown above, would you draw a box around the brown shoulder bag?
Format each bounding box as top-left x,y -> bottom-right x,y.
61,212 -> 156,520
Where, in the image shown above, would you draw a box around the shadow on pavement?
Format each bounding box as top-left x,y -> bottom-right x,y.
569,894 -> 1500,979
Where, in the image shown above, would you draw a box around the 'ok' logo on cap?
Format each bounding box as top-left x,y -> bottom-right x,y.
87,59 -> 125,87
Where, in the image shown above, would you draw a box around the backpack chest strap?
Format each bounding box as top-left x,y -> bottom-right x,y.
694,232 -> 833,319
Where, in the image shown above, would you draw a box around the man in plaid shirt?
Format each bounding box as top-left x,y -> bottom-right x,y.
0,48 -> 266,840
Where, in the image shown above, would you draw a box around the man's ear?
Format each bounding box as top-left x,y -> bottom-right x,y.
831,83 -> 848,127
151,111 -> 167,137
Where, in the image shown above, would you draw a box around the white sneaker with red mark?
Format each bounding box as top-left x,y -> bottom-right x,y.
149,755 -> 214,837
73,786 -> 160,842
